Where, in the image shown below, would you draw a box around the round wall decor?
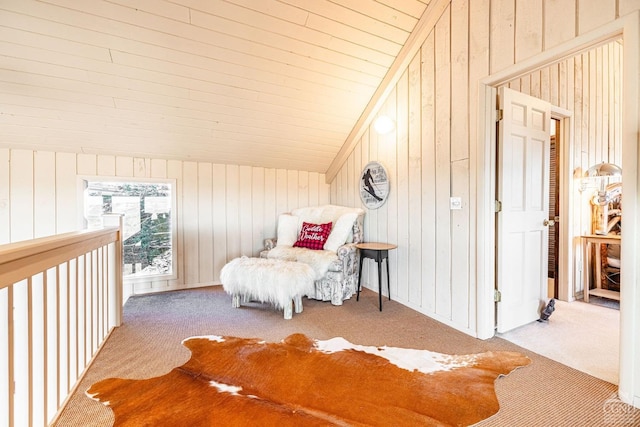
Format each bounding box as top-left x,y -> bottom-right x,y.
359,161 -> 390,209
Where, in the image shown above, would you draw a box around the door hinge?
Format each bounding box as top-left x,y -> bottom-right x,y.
494,289 -> 502,302
496,109 -> 503,121
495,200 -> 502,213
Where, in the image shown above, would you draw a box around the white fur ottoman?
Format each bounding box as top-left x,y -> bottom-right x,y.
220,257 -> 316,319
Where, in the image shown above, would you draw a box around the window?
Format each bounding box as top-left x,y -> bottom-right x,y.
82,179 -> 175,280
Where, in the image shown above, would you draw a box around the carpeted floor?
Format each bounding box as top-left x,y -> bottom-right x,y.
54,286 -> 640,426
498,298 -> 620,385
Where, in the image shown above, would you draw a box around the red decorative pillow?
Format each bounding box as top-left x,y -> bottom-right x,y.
293,222 -> 333,250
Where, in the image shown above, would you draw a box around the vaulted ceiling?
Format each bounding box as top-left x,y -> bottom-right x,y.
0,0 -> 430,173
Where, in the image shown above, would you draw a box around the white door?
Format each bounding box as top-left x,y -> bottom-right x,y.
496,87 -> 552,333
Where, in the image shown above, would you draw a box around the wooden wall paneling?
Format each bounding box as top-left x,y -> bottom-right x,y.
297,170 -> 309,208
365,116 -> 379,286
133,158 -> 151,178
549,63 -> 559,107
343,159 -> 349,207
150,159 -> 167,179
76,154 -> 96,176
613,41 -> 622,164
361,130 -> 375,244
96,155 -> 115,176
379,91 -> 396,296
10,149 -> 34,242
287,170 -> 299,211
332,166 -> 341,206
34,151 -> 56,238
239,165 -> 253,256
580,52 -> 589,168
544,0 -> 577,49
578,0 -> 617,35
340,163 -> 348,207
318,175 -> 331,206
307,172 -> 319,207
450,0 -> 469,162
251,167 -> 265,257
619,0 -> 640,16
330,176 -> 337,205
573,55 -> 584,169
559,60 -> 568,109
588,50 -> 597,166
318,173 -> 330,205
408,52 -> 422,306
197,162 -> 213,284
115,156 -> 134,177
541,66 -> 550,103
262,168 -> 277,244
420,35 -> 437,313
396,69 -> 410,302
346,153 -> 355,208
600,45 -> 609,161
55,153 -> 77,234
451,159 -> 471,327
182,161 -> 199,285
530,70 -> 542,99
0,149 -> 9,243
167,160 -> 183,287
515,0 -> 543,62
520,73 -> 531,95
352,143 -> 361,209
225,164 -> 240,260
275,169 -> 288,215
607,43 -> 615,162
467,0 -> 490,326
489,0 -> 515,74
434,8 -> 452,319
212,164 -> 228,281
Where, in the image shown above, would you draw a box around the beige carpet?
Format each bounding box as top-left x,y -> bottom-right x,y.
498,298 -> 620,385
54,286 -> 640,426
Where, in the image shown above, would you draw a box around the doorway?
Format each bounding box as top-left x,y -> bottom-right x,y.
476,14 -> 640,406
548,119 -> 560,299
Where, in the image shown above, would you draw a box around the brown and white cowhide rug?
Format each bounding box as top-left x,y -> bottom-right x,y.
87,333 -> 530,426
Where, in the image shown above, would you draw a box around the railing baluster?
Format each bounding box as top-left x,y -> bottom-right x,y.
7,285 -> 14,427
0,226 -> 122,426
27,277 -> 33,427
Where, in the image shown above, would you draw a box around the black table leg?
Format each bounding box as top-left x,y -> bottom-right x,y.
385,257 -> 390,300
377,255 -> 382,311
357,251 -> 364,301
357,248 -> 391,311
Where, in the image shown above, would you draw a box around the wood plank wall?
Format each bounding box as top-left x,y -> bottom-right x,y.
330,0 -> 629,335
0,149 -> 330,295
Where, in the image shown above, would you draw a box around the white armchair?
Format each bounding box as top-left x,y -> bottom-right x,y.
260,205 -> 365,305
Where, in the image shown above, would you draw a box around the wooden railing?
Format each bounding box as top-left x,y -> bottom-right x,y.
0,218 -> 123,427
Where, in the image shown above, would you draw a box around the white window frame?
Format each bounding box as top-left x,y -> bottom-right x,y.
77,176 -> 178,283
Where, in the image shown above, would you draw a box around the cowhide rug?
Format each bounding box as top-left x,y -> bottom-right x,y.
87,333 -> 530,426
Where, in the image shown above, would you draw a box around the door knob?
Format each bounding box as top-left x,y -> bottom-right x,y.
543,219 -> 555,226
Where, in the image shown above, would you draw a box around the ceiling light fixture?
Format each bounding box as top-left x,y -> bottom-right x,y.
373,115 -> 395,135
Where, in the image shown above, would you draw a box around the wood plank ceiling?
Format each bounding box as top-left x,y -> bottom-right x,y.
0,0 -> 430,173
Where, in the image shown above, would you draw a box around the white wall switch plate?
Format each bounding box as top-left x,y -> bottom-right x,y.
450,197 -> 462,210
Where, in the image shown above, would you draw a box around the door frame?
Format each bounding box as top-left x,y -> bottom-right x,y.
551,107 -> 572,303
475,12 -> 639,407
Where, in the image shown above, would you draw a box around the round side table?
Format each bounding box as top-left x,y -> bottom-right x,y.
355,242 -> 397,311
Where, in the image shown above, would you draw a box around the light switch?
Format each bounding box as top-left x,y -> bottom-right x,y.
450,197 -> 462,210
